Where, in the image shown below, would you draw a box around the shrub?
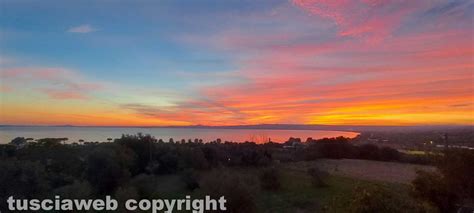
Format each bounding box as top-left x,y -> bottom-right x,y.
307,167 -> 328,187
158,152 -> 180,174
379,147 -> 401,161
181,169 -> 200,191
259,167 -> 281,191
350,185 -> 417,213
358,144 -> 380,160
129,174 -> 158,198
437,149 -> 474,200
412,149 -> 474,212
179,147 -> 210,170
115,133 -> 156,175
114,186 -> 139,213
85,147 -> 131,195
200,170 -> 257,213
10,137 -> 27,147
412,170 -> 457,212
0,160 -> 50,212
53,181 -> 93,199
0,144 -> 16,158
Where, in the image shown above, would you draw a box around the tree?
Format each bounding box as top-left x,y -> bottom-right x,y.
10,137 -> 27,147
358,144 -> 380,160
412,170 -> 457,212
0,160 -> 50,212
0,144 -> 16,158
157,152 -> 179,174
115,134 -> 156,175
85,146 -> 132,194
412,149 -> 474,212
36,138 -> 68,146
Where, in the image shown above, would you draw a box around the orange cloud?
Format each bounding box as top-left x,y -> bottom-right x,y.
2,1 -> 473,126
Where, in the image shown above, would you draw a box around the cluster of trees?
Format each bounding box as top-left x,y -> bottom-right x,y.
287,136 -> 433,164
0,134 -> 275,212
1,134 -> 472,212
354,128 -> 474,149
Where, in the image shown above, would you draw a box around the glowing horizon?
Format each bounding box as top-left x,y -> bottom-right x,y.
1,0 -> 473,126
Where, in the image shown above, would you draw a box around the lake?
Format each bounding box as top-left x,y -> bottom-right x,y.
0,126 -> 359,144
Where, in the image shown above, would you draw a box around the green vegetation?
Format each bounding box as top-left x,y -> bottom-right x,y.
0,134 -> 472,212
412,149 -> 474,212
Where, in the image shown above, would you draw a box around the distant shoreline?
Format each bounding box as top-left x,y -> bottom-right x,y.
0,127 -> 359,144
1,124 -> 472,132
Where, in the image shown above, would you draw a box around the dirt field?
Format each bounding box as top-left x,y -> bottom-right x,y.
283,159 -> 436,184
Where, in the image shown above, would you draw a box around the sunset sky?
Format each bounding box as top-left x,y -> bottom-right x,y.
0,0 -> 473,126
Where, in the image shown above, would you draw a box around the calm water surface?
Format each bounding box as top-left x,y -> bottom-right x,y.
0,126 -> 359,144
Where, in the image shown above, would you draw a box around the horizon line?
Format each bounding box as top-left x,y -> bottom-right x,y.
1,124 -> 472,128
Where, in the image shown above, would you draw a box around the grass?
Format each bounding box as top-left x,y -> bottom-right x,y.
283,159 -> 435,184
136,160 -> 420,212
255,167 -> 412,213
400,150 -> 429,155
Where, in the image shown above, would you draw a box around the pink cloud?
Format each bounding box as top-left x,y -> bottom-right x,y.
291,0 -> 422,42
0,84 -> 12,93
41,89 -> 88,100
167,27 -> 472,124
120,1 -> 473,125
0,67 -> 102,100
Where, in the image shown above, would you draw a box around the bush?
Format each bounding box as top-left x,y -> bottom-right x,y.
350,185 -> 419,213
0,160 -> 50,212
179,147 -> 210,170
158,152 -> 180,174
85,147 -> 132,195
358,144 -> 380,160
181,169 -> 200,191
200,170 -> 257,213
437,149 -> 474,200
114,186 -> 139,213
304,137 -> 356,160
411,149 -> 474,212
0,144 -> 16,158
53,181 -> 93,199
259,167 -> 281,191
307,167 -> 328,187
115,133 -> 156,175
412,170 -> 457,212
129,174 -> 158,198
379,147 -> 401,161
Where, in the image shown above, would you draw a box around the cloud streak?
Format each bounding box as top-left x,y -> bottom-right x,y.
0,67 -> 102,100
1,1 -> 473,126
133,0 -> 472,125
67,24 -> 97,33
292,0 -> 426,43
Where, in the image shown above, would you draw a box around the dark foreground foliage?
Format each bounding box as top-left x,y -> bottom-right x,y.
259,167 -> 281,191
412,149 -> 474,213
307,167 -> 328,188
0,134 -> 469,212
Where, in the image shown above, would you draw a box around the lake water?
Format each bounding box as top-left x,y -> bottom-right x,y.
0,126 -> 359,144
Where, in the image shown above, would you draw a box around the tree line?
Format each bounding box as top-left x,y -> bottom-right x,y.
0,134 -> 472,212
